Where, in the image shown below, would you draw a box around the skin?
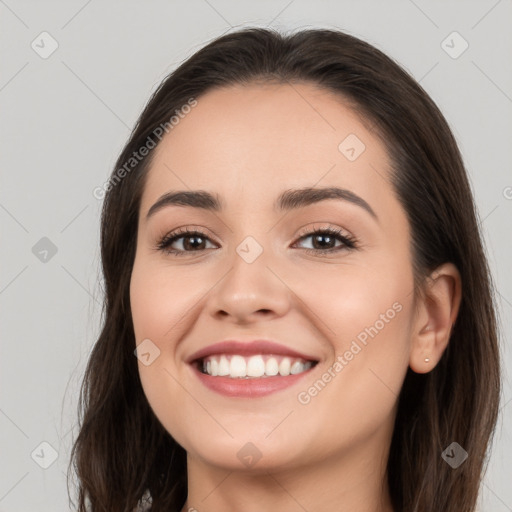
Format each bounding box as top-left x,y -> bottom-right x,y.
130,82 -> 461,512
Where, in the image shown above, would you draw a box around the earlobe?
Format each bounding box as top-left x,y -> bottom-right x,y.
409,263 -> 461,374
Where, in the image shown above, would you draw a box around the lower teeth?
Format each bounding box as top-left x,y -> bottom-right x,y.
202,372 -> 276,379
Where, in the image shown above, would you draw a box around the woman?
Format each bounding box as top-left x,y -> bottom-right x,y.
68,27 -> 501,512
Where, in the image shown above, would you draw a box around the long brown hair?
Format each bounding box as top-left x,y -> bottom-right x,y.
67,27 -> 501,512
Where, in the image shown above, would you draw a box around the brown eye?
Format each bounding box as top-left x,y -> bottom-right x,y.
157,229 -> 217,256
293,227 -> 357,256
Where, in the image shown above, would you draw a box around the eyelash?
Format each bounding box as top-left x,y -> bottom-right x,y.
155,225 -> 357,258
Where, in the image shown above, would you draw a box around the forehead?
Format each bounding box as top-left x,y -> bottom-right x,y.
141,82 -> 392,213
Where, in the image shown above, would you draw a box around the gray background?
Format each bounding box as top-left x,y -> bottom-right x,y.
1,1 -> 511,510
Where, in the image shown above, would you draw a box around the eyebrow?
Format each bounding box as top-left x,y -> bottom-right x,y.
145,186 -> 377,221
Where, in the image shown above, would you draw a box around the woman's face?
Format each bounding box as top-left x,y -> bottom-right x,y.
130,82 -> 416,471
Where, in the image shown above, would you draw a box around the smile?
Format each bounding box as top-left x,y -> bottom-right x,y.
188,339 -> 319,397
200,354 -> 315,379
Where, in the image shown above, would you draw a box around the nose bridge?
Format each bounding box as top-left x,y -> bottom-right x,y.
208,231 -> 290,322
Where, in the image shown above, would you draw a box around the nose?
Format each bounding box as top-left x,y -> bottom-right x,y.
208,247 -> 291,324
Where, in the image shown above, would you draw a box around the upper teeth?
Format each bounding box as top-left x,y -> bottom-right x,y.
201,354 -> 313,378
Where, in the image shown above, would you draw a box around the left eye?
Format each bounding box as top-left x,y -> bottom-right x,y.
292,227 -> 356,254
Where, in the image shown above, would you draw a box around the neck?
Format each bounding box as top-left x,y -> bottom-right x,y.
180,426 -> 395,512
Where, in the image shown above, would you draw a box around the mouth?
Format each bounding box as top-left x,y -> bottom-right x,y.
194,353 -> 318,379
187,339 -> 320,397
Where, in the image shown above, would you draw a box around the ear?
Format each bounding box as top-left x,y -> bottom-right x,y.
409,263 -> 462,374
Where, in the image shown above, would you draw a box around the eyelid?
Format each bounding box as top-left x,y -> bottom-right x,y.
295,222 -> 353,240
158,225 -> 218,243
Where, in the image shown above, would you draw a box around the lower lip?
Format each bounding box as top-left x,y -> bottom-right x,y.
191,363 -> 315,398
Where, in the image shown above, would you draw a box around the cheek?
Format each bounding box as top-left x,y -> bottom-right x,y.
323,270 -> 411,351
291,263 -> 413,444
130,260 -> 198,447
130,258 -> 194,344
293,260 -> 412,384
130,260 -> 179,393
290,250 -> 413,350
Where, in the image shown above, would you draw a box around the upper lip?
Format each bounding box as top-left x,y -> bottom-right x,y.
186,340 -> 319,363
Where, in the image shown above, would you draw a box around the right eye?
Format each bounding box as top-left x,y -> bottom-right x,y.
156,228 -> 217,256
